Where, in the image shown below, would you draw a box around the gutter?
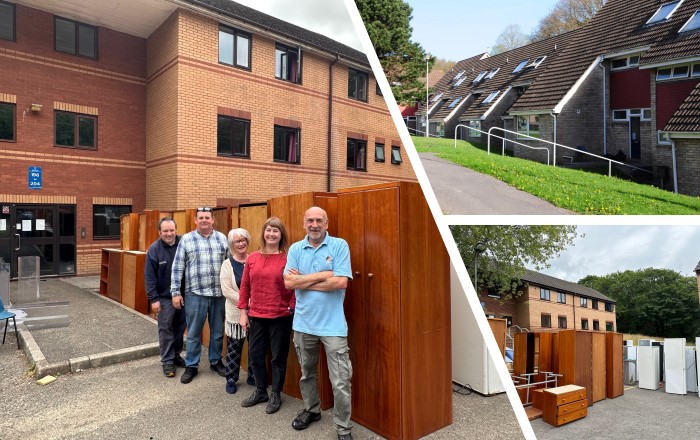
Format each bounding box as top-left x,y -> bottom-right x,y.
327,55 -> 339,192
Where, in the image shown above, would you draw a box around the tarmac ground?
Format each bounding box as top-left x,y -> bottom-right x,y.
0,277 -> 524,440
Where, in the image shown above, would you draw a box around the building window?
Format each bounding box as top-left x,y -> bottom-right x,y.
501,315 -> 513,327
55,16 -> 97,59
431,92 -> 444,103
657,65 -> 690,80
55,111 -> 96,149
348,68 -> 368,101
467,120 -> 480,137
580,297 -> 588,308
540,288 -> 550,301
605,302 -> 615,312
612,110 -> 628,121
541,314 -> 551,328
0,0 -> 15,41
391,146 -> 402,164
472,71 -> 487,84
217,115 -> 249,158
375,143 -> 385,162
219,25 -> 251,69
606,321 -> 614,332
452,70 -> 465,81
680,10 -> 700,32
647,1 -> 682,25
593,320 -> 600,331
581,318 -> 589,330
557,292 -> 566,304
93,205 -> 131,239
592,299 -> 599,310
453,77 -> 467,88
611,55 -> 640,70
376,81 -> 383,96
517,115 -> 540,138
0,102 -> 15,141
512,59 -> 529,73
447,97 -> 462,108
486,68 -> 500,80
528,56 -> 546,68
558,316 -> 567,329
273,125 -> 300,164
487,287 -> 501,298
275,43 -> 301,83
482,91 -> 500,105
658,131 -> 672,145
347,138 -> 367,171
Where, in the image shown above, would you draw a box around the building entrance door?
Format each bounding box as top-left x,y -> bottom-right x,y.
630,117 -> 641,159
0,204 -> 76,279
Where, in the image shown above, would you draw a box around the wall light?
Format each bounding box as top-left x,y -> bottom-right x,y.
30,104 -> 43,112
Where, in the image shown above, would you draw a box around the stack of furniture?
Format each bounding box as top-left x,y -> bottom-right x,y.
541,384 -> 587,426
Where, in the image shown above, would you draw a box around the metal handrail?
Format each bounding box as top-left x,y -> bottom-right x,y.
487,126 -> 654,177
409,127 -> 444,138
454,124 -> 550,165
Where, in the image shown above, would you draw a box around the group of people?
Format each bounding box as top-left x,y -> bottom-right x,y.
144,206 -> 354,440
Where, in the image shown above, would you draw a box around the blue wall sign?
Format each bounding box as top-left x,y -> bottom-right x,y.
28,166 -> 42,190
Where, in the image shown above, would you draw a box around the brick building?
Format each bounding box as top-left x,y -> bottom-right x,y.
423,0 -> 700,196
479,269 -> 617,334
0,0 -> 415,277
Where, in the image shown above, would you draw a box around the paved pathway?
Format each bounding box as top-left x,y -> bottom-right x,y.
419,153 -> 573,215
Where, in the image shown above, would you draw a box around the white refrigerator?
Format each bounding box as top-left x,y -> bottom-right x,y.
638,345 -> 660,390
663,338 -> 686,395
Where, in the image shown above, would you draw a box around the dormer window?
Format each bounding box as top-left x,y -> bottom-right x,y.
447,97 -> 462,108
453,77 -> 467,88
512,59 -> 529,73
473,71 -> 487,83
679,9 -> 700,32
647,0 -> 683,25
528,56 -> 546,68
657,65 -> 690,80
452,70 -> 466,81
482,90 -> 500,104
486,68 -> 500,80
611,55 -> 640,70
431,92 -> 444,103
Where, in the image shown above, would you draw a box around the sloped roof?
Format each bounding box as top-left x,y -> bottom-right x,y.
187,0 -> 368,66
522,269 -> 614,303
694,260 -> 700,272
513,0 -> 700,113
426,31 -> 579,121
664,81 -> 700,131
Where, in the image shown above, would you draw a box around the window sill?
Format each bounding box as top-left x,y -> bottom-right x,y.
218,61 -> 252,71
54,144 -> 97,151
217,153 -> 250,160
346,167 -> 367,172
273,159 -> 301,166
275,77 -> 302,85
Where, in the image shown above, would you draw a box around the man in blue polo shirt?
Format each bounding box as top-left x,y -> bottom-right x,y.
284,206 -> 353,440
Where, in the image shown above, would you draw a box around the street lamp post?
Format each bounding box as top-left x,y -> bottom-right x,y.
473,241 -> 487,291
425,53 -> 430,137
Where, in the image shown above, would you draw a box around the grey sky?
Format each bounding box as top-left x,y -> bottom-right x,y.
232,0 -> 362,50
532,225 -> 700,282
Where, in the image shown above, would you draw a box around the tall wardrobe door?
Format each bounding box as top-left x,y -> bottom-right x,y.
362,187 -> 401,436
337,191 -> 369,424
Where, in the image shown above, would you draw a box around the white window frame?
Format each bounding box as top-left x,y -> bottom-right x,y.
447,97 -> 462,108
452,70 -> 465,82
679,8 -> 700,32
431,92 -> 443,103
486,67 -> 500,80
658,131 -> 672,145
613,109 -> 651,121
516,114 -> 541,139
692,63 -> 700,77
473,71 -> 487,83
657,64 -> 691,80
647,0 -> 683,25
482,90 -> 500,104
611,54 -> 641,71
512,59 -> 528,73
467,120 -> 481,137
453,77 -> 467,88
528,56 -> 546,69
642,109 -> 652,120
612,110 -> 628,121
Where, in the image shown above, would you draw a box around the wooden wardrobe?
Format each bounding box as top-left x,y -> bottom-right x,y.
337,182 -> 452,440
557,330 -> 593,406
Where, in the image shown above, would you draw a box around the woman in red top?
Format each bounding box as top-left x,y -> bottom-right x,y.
238,217 -> 295,414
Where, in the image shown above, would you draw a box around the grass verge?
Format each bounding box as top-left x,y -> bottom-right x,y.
413,136 -> 700,215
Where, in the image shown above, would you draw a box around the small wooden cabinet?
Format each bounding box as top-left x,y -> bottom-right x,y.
121,251 -> 148,314
542,385 -> 587,427
99,248 -> 123,302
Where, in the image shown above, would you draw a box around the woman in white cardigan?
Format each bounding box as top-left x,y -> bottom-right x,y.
220,228 -> 254,394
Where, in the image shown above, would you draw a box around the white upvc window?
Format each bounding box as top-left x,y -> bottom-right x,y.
452,70 -> 465,81
447,97 -> 462,108
486,67 -> 500,79
467,120 -> 481,137
473,71 -> 487,83
431,92 -> 443,103
611,54 -> 641,70
516,115 -> 540,138
612,110 -> 628,121
613,109 -> 651,121
482,90 -> 500,104
657,65 -> 690,80
512,59 -> 528,73
647,0 -> 683,25
658,131 -> 672,144
679,9 -> 700,32
528,56 -> 546,68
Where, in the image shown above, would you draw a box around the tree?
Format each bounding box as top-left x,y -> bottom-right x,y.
530,0 -> 605,41
579,268 -> 700,338
355,0 -> 432,104
491,24 -> 530,55
450,225 -> 577,297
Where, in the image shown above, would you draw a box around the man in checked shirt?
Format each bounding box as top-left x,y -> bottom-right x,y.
171,207 -> 229,384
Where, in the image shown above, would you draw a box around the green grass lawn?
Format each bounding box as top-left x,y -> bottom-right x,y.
413,136 -> 700,215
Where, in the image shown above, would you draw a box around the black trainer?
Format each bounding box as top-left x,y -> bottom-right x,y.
241,388 -> 269,408
180,367 -> 198,384
210,361 -> 226,377
174,355 -> 186,367
162,363 -> 175,378
265,391 -> 282,414
292,409 -> 321,430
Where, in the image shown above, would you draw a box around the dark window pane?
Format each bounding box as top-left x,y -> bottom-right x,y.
217,116 -> 232,155
0,103 -> 14,140
59,243 -> 76,274
375,144 -> 385,162
78,24 -> 95,58
232,119 -> 248,155
273,125 -> 299,163
93,205 -> 131,239
78,116 -> 95,147
56,19 -> 76,54
0,2 -> 14,41
346,139 -> 355,169
55,112 -> 75,146
348,69 -> 357,98
59,205 -> 75,237
391,147 -> 402,164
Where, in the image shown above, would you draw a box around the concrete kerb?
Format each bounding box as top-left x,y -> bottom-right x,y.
20,283 -> 161,379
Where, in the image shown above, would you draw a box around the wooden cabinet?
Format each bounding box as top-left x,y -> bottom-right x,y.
337,182 -> 451,440
121,251 -> 149,315
605,332 -> 624,398
542,384 -> 587,427
100,248 -> 123,302
557,330 -> 593,406
591,332 -> 606,403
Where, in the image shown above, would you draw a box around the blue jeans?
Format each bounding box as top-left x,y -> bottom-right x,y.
183,294 -> 225,368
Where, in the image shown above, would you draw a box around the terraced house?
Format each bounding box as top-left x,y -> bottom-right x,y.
424,0 -> 700,197
0,0 -> 413,277
479,269 -> 617,334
